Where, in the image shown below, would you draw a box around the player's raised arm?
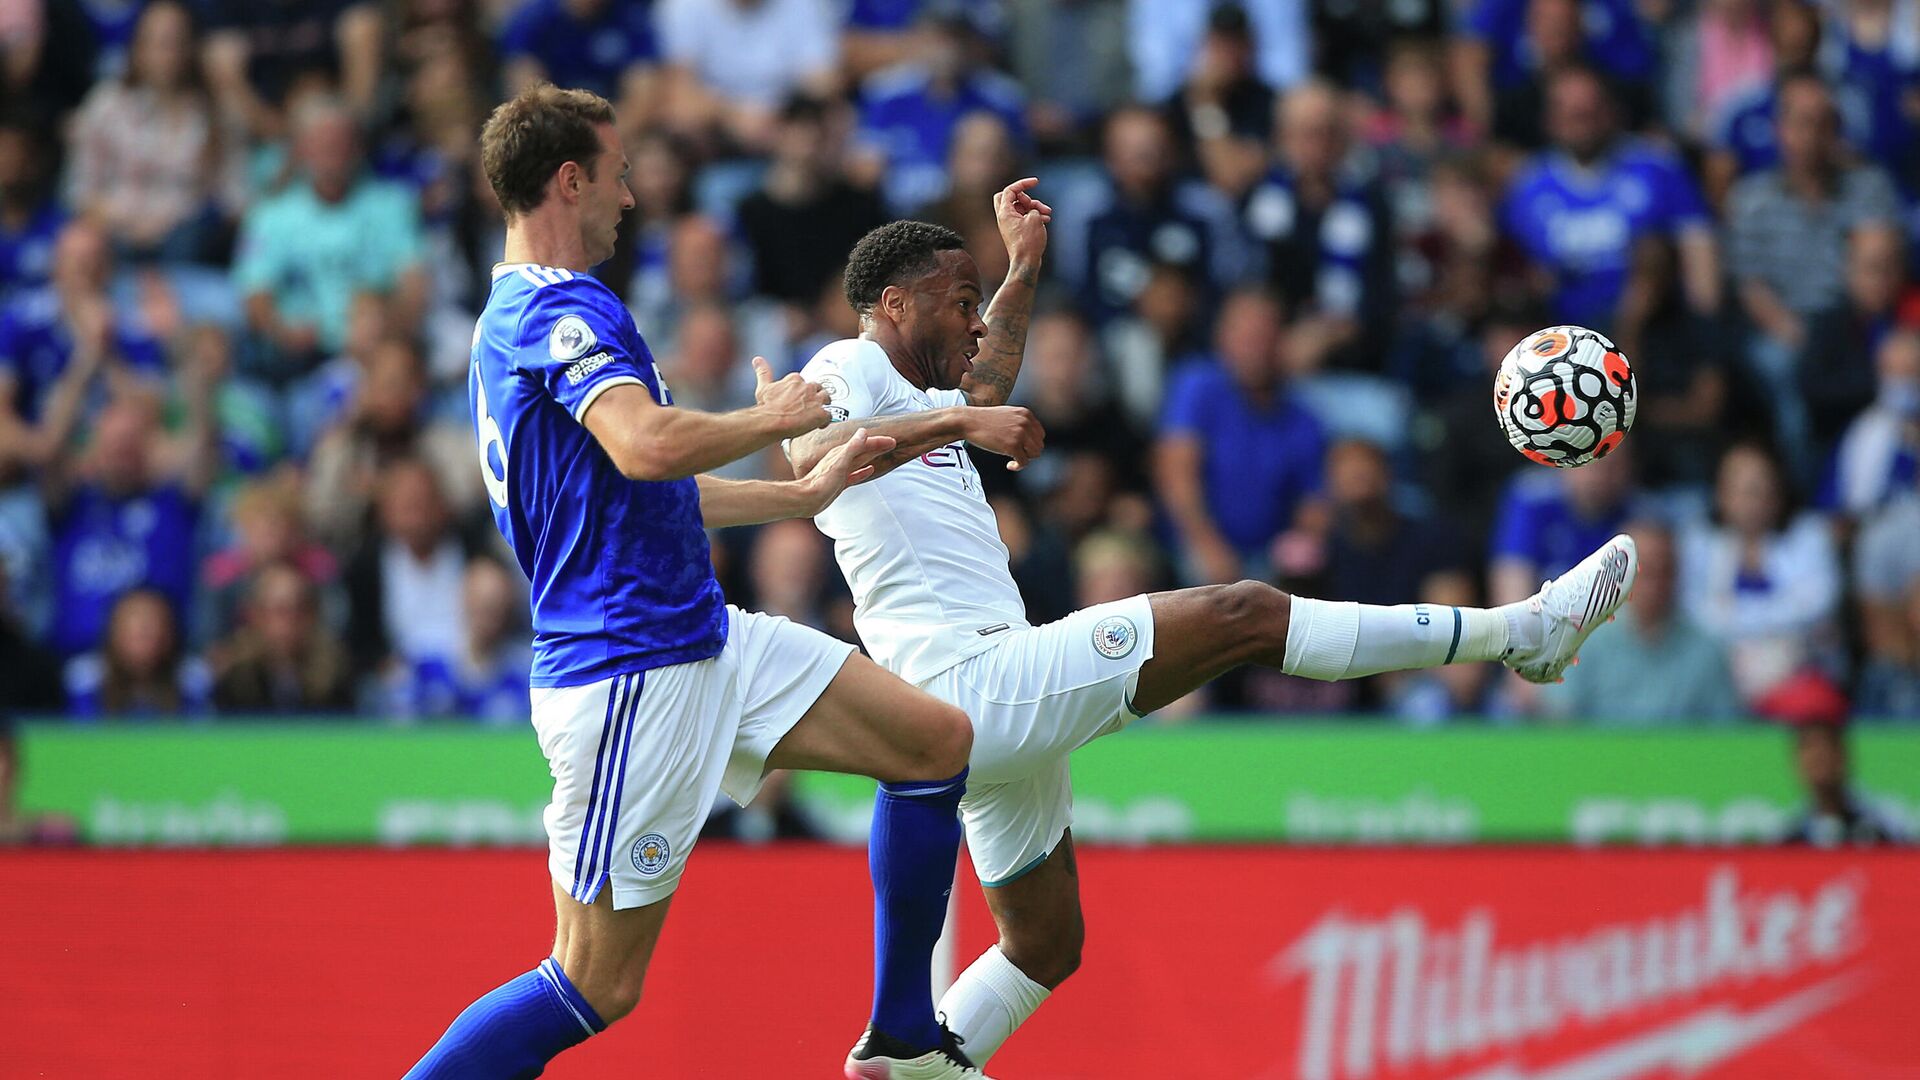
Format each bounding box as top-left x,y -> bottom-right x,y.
582,356 -> 831,481
695,428 -> 899,527
959,177 -> 1051,408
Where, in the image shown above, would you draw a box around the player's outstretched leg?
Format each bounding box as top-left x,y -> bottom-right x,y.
1128,535 -> 1640,713
404,883 -> 669,1079
765,654 -> 988,1079
937,831 -> 1081,1066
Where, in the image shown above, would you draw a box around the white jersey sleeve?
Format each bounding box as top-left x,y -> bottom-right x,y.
802,338 -> 1030,684
803,337 -> 907,423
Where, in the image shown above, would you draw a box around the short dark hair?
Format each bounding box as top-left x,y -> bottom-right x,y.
843,221 -> 966,316
480,84 -> 616,218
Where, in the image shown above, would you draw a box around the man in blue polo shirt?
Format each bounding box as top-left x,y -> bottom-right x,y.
1156,287 -> 1326,585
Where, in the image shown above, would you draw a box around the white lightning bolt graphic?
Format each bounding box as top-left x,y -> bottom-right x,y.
1450,972 -> 1868,1080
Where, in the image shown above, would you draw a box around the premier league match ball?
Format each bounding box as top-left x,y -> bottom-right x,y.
1493,325 -> 1637,469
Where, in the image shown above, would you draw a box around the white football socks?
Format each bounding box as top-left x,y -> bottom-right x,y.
937,945 -> 1050,1065
1281,597 -> 1521,681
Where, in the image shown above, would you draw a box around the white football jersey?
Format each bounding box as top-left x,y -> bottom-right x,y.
801,338 -> 1029,684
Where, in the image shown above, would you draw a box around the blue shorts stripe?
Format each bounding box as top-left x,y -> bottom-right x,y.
574,673 -> 633,900
596,670 -> 646,893
569,674 -> 625,899
1444,607 -> 1463,665
579,673 -> 641,901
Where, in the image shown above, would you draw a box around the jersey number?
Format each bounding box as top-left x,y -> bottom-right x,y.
474,366 -> 510,508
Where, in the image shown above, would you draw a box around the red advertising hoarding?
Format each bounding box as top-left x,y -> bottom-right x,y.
4,847 -> 1916,1078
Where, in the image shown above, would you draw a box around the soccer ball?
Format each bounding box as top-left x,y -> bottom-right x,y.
1493,325 -> 1636,468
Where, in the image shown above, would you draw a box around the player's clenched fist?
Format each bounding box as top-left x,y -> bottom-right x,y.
752,356 -> 831,437
962,405 -> 1046,471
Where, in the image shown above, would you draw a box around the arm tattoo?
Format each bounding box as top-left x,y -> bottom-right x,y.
965,263 -> 1039,407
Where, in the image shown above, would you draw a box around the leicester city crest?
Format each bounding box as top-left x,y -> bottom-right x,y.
631,833 -> 671,876
1091,615 -> 1137,660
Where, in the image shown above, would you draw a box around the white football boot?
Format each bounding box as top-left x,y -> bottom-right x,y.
1502,533 -> 1639,684
844,1024 -> 993,1080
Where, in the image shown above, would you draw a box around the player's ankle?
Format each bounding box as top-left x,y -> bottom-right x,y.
1498,601 -> 1544,659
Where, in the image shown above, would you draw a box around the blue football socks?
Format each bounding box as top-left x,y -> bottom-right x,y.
867,767 -> 969,1050
405,957 -> 605,1079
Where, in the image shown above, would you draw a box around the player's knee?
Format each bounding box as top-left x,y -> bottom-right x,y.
1218,579 -> 1290,651
570,966 -> 646,1025
1220,578 -> 1287,622
904,701 -> 972,781
596,981 -> 645,1024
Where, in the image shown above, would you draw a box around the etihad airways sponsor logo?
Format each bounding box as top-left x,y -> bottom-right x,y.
1273,868 -> 1865,1080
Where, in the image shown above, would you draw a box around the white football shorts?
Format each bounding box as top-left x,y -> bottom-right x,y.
915,594 -> 1157,886
531,605 -> 856,909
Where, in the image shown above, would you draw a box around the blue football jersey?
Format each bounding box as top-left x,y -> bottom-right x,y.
469,263 -> 725,688
1501,141 -> 1709,326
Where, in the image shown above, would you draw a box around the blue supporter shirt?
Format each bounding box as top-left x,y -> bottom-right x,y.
395,648 -> 533,723
1502,141 -> 1709,326
50,483 -> 200,657
498,0 -> 658,100
1159,362 -> 1326,557
1490,471 -> 1634,579
1080,186 -> 1228,326
847,0 -> 920,29
1714,86 -> 1784,176
858,67 -> 1027,212
1717,77 -> 1906,181
0,202 -> 64,298
1831,39 -> 1918,179
1241,166 -> 1394,323
470,263 -> 725,688
0,288 -> 167,423
77,0 -> 145,78
1464,0 -> 1655,89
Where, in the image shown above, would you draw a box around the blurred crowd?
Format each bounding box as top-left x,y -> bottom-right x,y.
0,0 -> 1917,742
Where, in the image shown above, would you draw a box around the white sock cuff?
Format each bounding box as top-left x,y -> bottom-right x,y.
975,945 -> 1050,1011
1283,597 -> 1361,681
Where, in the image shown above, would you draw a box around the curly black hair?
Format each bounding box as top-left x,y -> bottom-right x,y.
842,221 -> 967,317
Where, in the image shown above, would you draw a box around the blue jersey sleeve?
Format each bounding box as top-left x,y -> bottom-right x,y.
511,273 -> 657,423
